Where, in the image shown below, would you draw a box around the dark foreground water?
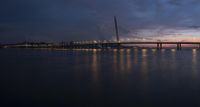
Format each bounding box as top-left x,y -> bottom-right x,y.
1,48 -> 200,107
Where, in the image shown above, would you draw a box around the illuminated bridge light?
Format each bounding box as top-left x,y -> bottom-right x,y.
93,40 -> 97,43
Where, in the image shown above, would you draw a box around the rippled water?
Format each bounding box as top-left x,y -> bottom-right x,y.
1,48 -> 200,107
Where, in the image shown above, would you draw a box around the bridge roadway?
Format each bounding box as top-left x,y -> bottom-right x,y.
70,42 -> 200,49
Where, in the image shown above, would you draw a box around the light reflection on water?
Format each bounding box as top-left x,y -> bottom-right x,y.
1,48 -> 200,106
192,49 -> 197,79
133,48 -> 138,65
126,49 -> 131,71
120,49 -> 125,71
73,48 -> 200,82
141,49 -> 148,81
91,49 -> 98,82
170,48 -> 177,71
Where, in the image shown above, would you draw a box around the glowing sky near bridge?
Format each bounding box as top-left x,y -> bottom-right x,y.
117,27 -> 200,42
1,0 -> 200,43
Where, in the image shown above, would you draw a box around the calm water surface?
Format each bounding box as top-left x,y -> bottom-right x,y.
1,48 -> 200,107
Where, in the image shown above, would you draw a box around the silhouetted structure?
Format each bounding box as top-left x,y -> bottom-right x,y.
114,16 -> 119,42
64,41 -> 200,50
1,17 -> 200,50
2,41 -> 200,50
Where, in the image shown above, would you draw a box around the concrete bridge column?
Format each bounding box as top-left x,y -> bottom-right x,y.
177,44 -> 179,50
177,43 -> 182,50
160,43 -> 163,49
157,43 -> 160,49
157,43 -> 162,50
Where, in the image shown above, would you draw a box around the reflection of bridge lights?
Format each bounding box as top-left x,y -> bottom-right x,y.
120,49 -> 124,52
93,49 -> 97,53
113,49 -> 118,52
126,49 -> 131,52
192,47 -> 197,80
193,49 -> 197,53
142,49 -> 147,57
142,49 -> 147,52
151,49 -> 156,52
171,49 -> 176,52
161,49 -> 165,52
134,48 -> 138,52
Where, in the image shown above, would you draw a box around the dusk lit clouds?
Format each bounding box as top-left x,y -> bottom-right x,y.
1,0 -> 200,43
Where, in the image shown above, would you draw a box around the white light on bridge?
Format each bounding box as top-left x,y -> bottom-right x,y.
93,40 -> 97,43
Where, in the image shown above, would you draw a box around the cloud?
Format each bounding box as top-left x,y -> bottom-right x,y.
1,0 -> 200,43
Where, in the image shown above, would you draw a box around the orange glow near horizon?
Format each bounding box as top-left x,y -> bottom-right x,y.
116,36 -> 200,42
110,28 -> 200,43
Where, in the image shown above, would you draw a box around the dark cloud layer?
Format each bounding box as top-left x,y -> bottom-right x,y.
1,0 -> 200,43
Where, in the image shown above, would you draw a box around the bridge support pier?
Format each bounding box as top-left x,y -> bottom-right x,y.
177,43 -> 182,50
160,43 -> 162,49
198,44 -> 200,49
157,43 -> 162,50
157,43 -> 159,49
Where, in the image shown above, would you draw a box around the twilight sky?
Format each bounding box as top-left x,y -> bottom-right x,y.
1,0 -> 200,43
